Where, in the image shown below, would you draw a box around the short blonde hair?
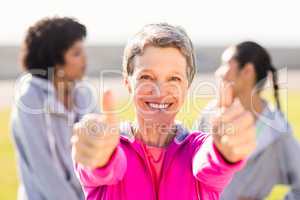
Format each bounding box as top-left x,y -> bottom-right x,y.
122,23 -> 196,85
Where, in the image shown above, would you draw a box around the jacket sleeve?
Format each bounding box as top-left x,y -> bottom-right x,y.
75,146 -> 127,188
192,134 -> 246,193
11,96 -> 82,200
279,134 -> 300,200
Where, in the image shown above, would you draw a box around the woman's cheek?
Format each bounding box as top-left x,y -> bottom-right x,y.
177,88 -> 188,111
172,84 -> 187,100
135,81 -> 156,96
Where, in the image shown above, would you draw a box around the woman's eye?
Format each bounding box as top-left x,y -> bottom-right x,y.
139,75 -> 152,80
73,51 -> 81,57
169,76 -> 181,82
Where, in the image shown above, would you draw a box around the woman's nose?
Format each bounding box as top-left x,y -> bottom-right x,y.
152,81 -> 179,97
149,81 -> 166,96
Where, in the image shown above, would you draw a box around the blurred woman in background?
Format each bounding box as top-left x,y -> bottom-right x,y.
11,17 -> 98,200
196,41 -> 300,200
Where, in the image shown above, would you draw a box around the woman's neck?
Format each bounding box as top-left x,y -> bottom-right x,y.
238,90 -> 265,118
134,118 -> 177,147
53,75 -> 75,110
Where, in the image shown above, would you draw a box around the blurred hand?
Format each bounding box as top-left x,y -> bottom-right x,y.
71,90 -> 120,169
212,83 -> 256,163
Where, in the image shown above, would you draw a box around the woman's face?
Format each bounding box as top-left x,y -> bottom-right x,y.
125,46 -> 189,125
215,47 -> 244,97
58,40 -> 87,81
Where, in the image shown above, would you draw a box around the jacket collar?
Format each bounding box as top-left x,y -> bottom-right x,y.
118,121 -> 191,173
119,121 -> 190,145
28,74 -> 56,93
250,101 -> 292,159
27,74 -> 74,117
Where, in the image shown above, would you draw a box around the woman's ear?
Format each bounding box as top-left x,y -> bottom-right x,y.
242,63 -> 256,85
123,74 -> 132,93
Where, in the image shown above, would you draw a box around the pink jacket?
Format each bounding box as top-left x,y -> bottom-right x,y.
75,123 -> 245,200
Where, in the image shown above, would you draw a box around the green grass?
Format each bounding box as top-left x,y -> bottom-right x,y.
0,108 -> 18,200
1,90 -> 300,200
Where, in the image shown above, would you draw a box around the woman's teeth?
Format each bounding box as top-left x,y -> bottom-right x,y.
148,102 -> 171,110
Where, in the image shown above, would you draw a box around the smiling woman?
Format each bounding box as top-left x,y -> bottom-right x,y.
121,23 -> 196,133
126,46 -> 190,130
72,23 -> 257,200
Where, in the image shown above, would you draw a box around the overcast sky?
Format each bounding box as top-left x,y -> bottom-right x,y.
1,0 -> 299,46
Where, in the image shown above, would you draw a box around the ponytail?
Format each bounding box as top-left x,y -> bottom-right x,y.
269,65 -> 281,112
233,41 -> 281,112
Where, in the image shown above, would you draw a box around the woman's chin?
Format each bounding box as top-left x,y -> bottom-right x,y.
137,111 -> 175,125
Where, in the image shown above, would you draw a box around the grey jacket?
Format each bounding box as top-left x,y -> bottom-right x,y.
10,75 -> 99,200
194,100 -> 300,200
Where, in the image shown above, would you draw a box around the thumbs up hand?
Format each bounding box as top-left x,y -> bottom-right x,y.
212,82 -> 256,163
71,90 -> 120,169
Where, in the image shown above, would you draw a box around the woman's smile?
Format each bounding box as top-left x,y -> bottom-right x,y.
146,102 -> 173,110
